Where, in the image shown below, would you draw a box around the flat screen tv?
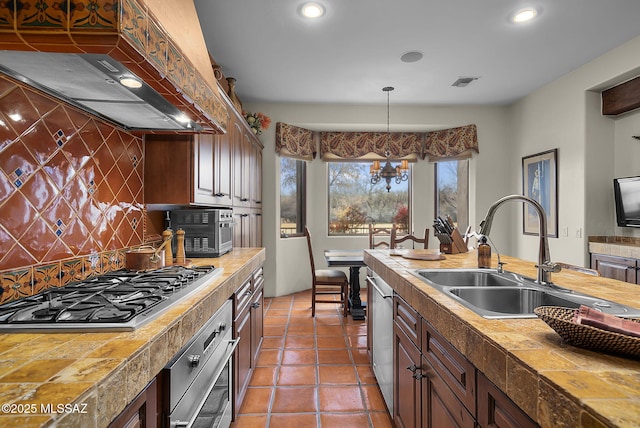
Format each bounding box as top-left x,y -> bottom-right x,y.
614,176 -> 640,227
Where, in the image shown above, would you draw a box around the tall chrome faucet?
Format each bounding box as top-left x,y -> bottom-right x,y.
478,194 -> 560,284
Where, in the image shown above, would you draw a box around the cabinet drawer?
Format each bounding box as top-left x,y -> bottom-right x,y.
422,355 -> 475,428
477,372 -> 538,428
234,278 -> 253,317
394,295 -> 421,348
422,319 -> 476,415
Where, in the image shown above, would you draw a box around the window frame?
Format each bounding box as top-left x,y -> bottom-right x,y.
326,161 -> 411,236
434,159 -> 470,232
280,157 -> 307,238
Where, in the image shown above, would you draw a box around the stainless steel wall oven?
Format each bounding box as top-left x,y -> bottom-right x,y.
171,209 -> 233,258
163,300 -> 237,428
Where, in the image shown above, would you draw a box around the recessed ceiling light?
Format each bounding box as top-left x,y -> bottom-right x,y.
511,8 -> 539,23
401,51 -> 423,63
300,2 -> 325,18
119,77 -> 142,88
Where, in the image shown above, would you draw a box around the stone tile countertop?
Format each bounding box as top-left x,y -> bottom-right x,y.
364,249 -> 640,428
0,248 -> 265,428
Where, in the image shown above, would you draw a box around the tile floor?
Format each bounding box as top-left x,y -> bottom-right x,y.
231,289 -> 394,427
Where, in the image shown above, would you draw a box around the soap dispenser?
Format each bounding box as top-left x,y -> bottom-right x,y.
477,235 -> 491,269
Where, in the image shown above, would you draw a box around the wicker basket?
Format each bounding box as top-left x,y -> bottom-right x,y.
534,306 -> 640,359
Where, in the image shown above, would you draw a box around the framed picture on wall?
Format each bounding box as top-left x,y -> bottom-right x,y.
522,149 -> 558,237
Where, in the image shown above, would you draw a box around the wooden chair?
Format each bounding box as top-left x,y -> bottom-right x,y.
391,226 -> 429,249
368,224 -> 392,249
304,226 -> 349,317
556,262 -> 600,276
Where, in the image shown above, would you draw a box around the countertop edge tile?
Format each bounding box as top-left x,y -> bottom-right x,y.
365,249 -> 640,428
0,248 -> 266,427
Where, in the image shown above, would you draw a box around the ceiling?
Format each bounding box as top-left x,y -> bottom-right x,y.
194,1 -> 640,107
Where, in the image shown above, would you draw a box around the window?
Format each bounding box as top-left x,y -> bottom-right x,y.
280,157 -> 306,237
328,162 -> 410,235
435,160 -> 469,232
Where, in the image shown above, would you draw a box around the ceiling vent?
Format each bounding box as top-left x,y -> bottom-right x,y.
452,77 -> 479,87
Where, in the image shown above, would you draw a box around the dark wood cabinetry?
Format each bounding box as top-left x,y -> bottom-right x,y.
393,321 -> 422,428
477,372 -> 537,428
233,267 -> 264,419
590,253 -> 638,283
108,378 -> 158,428
144,92 -> 263,247
390,294 -> 537,428
144,133 -> 234,207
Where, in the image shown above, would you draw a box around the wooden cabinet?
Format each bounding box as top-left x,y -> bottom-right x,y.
144,133 -> 232,207
421,354 -> 475,428
394,321 -> 422,428
233,267 -> 264,419
389,293 -> 537,428
232,127 -> 251,207
250,142 -> 262,207
108,378 -> 158,428
590,253 -> 638,284
393,294 -> 474,428
422,319 -> 476,415
233,208 -> 262,248
477,372 -> 537,428
144,92 -> 264,248
421,319 -> 475,428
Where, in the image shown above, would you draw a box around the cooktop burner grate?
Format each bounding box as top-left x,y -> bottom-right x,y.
0,264 -> 221,331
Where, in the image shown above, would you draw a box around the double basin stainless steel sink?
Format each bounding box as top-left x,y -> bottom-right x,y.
410,269 -> 640,319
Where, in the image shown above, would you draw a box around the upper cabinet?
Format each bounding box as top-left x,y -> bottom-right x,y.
144,92 -> 263,209
145,133 -> 233,206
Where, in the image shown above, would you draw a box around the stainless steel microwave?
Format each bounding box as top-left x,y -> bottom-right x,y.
170,209 -> 233,257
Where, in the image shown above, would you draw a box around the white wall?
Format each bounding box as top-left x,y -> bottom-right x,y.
509,35 -> 640,266
248,34 -> 640,298
245,103 -> 510,297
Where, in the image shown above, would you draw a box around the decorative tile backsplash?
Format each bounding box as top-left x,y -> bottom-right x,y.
0,75 -> 144,303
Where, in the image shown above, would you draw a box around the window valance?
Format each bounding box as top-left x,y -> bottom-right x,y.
424,124 -> 479,161
320,131 -> 422,161
275,122 -> 316,160
275,122 -> 479,162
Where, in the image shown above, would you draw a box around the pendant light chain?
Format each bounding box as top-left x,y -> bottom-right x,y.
370,86 -> 409,192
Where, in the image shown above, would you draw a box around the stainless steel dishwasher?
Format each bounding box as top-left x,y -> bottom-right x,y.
367,269 -> 394,416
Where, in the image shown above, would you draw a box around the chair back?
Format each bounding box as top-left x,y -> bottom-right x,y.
391,227 -> 429,249
304,226 -> 317,279
368,224 -> 392,249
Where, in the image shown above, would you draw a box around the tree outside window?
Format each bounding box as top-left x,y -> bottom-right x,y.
328,162 -> 409,235
280,157 -> 306,237
435,160 -> 469,232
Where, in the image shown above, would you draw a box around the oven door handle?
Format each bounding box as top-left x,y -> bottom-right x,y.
172,338 -> 240,428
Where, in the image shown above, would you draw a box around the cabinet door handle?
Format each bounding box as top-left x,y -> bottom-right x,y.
241,198 -> 249,202
251,302 -> 261,309
214,193 -> 226,197
412,372 -> 426,380
406,364 -> 418,373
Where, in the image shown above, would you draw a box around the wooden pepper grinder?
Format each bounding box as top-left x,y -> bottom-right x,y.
162,228 -> 173,266
175,228 -> 186,265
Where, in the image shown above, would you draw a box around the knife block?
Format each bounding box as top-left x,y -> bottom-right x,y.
439,229 -> 469,254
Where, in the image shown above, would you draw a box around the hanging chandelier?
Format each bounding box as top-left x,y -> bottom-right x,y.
370,86 -> 409,192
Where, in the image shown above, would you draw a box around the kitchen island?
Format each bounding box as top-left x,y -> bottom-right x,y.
0,248 -> 265,428
365,249 -> 640,428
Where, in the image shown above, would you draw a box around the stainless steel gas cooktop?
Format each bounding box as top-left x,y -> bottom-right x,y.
0,265 -> 223,332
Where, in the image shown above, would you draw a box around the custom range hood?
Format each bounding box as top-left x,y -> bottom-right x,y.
0,0 -> 227,134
